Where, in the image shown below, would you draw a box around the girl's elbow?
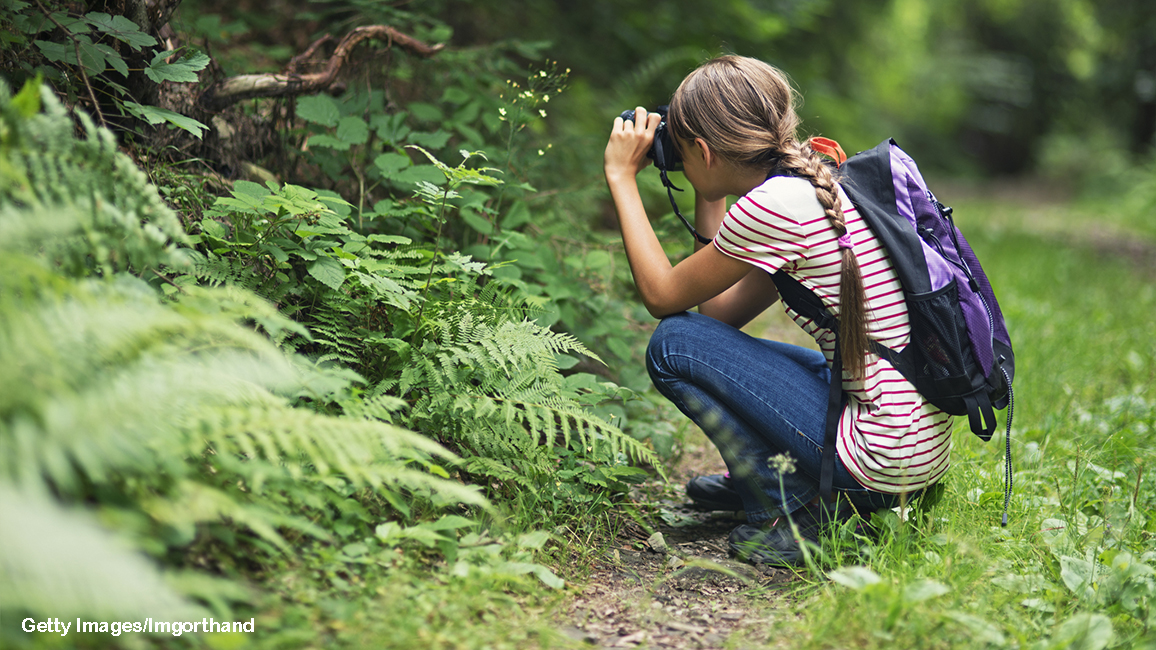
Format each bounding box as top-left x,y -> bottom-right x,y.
646,304 -> 678,320
639,292 -> 683,320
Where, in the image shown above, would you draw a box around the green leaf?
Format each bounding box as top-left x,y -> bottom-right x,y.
1052,613 -> 1114,650
605,336 -> 633,362
374,152 -> 412,178
828,565 -> 882,590
440,87 -> 471,105
97,43 -> 128,76
15,9 -> 63,36
0,486 -> 203,620
261,243 -> 289,263
316,190 -> 352,217
902,579 -> 950,604
531,564 -> 565,589
1059,555 -> 1098,599
499,562 -> 564,589
516,531 -> 550,550
942,612 -> 1006,646
368,234 -> 412,245
395,165 -> 447,186
555,354 -> 580,370
428,515 -> 475,531
501,202 -> 532,229
336,116 -> 369,146
34,39 -> 76,66
200,219 -> 229,240
408,102 -> 443,122
308,255 -> 346,290
145,49 -> 210,84
233,180 -> 272,200
84,12 -> 157,50
122,102 -> 208,139
342,542 -> 368,557
371,111 -> 410,143
297,94 -> 340,127
408,130 -> 451,150
461,210 -> 493,235
11,77 -> 42,117
75,38 -> 107,75
306,134 -> 348,151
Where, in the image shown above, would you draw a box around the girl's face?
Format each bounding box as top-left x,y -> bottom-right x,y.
677,136 -> 726,202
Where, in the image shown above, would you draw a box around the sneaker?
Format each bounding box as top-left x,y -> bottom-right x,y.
685,473 -> 743,511
727,505 -> 833,566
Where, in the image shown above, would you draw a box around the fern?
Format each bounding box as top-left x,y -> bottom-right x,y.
400,295 -> 661,485
0,80 -> 188,275
0,485 -> 205,620
309,296 -> 365,366
173,114 -> 663,501
0,81 -> 489,621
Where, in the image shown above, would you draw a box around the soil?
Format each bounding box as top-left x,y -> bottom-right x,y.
556,434 -> 804,650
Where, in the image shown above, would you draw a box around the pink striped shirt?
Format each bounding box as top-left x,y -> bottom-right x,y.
713,176 -> 953,493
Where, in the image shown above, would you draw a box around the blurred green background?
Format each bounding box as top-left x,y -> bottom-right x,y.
432,0 -> 1156,177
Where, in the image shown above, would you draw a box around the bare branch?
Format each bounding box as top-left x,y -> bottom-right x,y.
286,34 -> 334,75
198,26 -> 444,112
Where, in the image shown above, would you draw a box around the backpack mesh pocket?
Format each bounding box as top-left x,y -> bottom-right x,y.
904,279 -> 979,402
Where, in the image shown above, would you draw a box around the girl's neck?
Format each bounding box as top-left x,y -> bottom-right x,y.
725,162 -> 773,198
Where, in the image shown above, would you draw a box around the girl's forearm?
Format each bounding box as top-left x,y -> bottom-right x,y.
693,191 -> 727,251
605,174 -> 676,314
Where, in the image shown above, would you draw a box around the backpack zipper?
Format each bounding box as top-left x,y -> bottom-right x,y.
930,193 -> 997,351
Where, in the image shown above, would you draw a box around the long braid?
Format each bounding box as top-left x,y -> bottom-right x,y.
777,144 -> 870,378
668,55 -> 871,377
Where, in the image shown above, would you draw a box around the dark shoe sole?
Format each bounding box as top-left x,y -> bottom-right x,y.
685,474 -> 743,511
727,522 -> 808,566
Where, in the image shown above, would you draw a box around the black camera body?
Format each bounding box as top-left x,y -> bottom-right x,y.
618,105 -> 710,245
620,105 -> 682,172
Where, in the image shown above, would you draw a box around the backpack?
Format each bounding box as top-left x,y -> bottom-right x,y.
771,138 -> 1017,524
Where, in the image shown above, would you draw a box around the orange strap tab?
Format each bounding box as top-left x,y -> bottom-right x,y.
808,137 -> 847,167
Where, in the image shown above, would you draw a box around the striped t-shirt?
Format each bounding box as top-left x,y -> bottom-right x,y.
713,176 -> 953,494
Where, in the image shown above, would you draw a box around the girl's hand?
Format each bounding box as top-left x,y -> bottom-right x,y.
604,107 -> 662,183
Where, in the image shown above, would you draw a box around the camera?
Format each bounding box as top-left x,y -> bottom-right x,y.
619,105 -> 682,172
618,105 -> 710,245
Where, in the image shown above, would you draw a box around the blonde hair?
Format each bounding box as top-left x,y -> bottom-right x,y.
668,55 -> 869,377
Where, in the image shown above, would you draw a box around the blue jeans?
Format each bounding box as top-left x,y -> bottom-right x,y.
646,311 -> 900,524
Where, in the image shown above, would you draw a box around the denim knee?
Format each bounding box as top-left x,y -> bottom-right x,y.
645,312 -> 677,380
645,311 -> 699,386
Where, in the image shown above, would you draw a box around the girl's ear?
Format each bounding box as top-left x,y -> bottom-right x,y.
694,137 -> 714,168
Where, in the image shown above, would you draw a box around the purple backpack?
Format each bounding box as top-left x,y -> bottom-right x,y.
772,139 -> 1017,523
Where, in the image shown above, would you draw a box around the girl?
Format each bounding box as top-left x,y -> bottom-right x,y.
603,55 -> 951,565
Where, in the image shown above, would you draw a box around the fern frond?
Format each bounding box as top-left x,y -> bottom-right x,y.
400,302 -> 660,484
0,485 -> 204,620
0,81 -> 188,275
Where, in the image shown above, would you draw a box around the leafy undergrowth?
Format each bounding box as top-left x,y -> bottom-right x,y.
0,76 -> 654,649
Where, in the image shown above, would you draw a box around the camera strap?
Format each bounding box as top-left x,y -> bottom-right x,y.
659,168 -> 712,246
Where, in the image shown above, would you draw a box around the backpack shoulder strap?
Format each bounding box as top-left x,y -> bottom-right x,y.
841,139 -> 934,294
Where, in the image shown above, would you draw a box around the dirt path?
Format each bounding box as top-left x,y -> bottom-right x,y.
557,441 -> 799,649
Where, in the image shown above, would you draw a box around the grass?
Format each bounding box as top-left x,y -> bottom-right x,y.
734,193 -> 1156,649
